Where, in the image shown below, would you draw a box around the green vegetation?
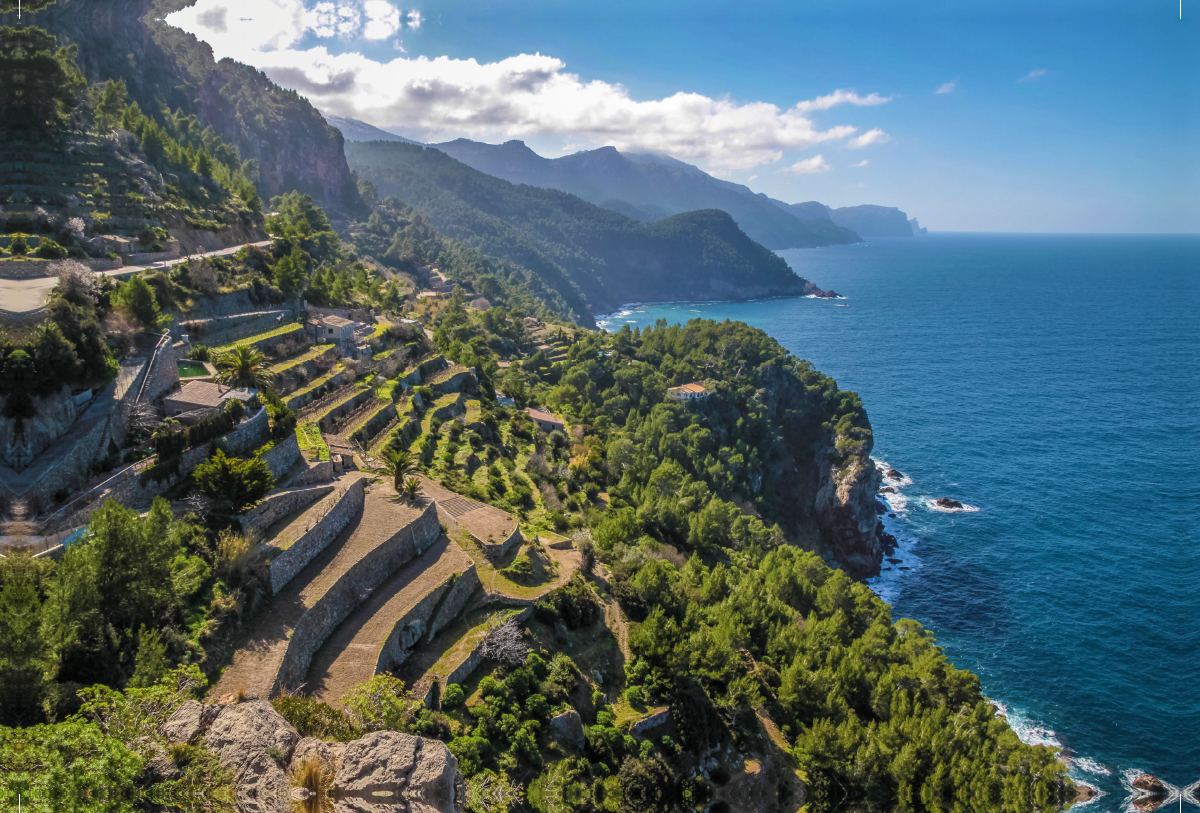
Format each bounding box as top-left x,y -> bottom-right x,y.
296,422 -> 330,461
193,448 -> 274,512
346,141 -> 819,321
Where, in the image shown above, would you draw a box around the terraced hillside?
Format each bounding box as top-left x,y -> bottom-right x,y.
209,476 -> 439,699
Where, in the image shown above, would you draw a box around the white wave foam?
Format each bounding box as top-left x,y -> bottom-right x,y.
880,490 -> 909,513
866,511 -> 921,604
873,458 -> 914,486
925,499 -> 980,513
1070,757 -> 1113,777
993,703 -> 1062,749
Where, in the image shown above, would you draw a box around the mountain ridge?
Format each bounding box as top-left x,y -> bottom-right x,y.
345,141 -> 836,324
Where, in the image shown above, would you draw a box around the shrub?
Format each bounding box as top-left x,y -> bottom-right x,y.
8,233 -> 28,256
500,554 -> 533,581
440,683 -> 464,709
272,695 -> 360,741
34,237 -> 67,259
189,344 -> 210,361
193,449 -> 274,512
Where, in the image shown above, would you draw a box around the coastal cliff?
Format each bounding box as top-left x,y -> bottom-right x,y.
814,435 -> 885,579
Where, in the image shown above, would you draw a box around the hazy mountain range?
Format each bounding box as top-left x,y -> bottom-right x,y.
328,117 -> 924,246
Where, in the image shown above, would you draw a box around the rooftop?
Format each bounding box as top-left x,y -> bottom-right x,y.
166,380 -> 257,408
669,382 -> 708,394
525,407 -> 563,425
313,314 -> 355,328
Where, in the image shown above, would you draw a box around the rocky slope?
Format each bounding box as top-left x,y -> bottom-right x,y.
6,0 -> 359,213
162,698 -> 464,813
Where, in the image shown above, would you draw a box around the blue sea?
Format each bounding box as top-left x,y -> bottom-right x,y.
598,233 -> 1200,808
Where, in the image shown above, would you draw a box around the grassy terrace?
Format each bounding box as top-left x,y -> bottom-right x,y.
212,321 -> 305,355
306,381 -> 370,421
270,343 -> 334,373
296,422 -> 330,461
288,362 -> 344,401
342,398 -> 392,439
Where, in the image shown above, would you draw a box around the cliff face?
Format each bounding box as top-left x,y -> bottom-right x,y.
757,364 -> 885,579
814,438 -> 884,579
9,0 -> 360,213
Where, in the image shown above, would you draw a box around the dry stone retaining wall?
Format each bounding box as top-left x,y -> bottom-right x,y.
480,526 -> 523,563
284,372 -> 346,412
274,501 -> 441,694
0,257 -> 121,279
266,477 -> 365,595
257,434 -> 300,480
374,576 -> 456,676
425,565 -> 481,643
241,484 -> 333,536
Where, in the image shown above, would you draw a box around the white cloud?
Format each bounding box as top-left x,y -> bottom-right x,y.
851,159 -> 868,167
362,0 -> 401,39
747,174 -> 758,181
1018,68 -> 1047,82
167,1 -> 892,171
935,81 -> 955,94
780,155 -> 831,175
847,128 -> 890,149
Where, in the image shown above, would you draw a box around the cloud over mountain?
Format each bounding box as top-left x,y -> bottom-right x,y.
168,1 -> 893,172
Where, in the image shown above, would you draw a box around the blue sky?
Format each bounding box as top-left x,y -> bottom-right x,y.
170,0 -> 1198,232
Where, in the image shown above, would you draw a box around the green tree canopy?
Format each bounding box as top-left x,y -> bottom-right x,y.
0,26 -> 85,134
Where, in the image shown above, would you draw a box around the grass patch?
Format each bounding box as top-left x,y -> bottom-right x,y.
212,321 -> 305,355
296,422 -> 330,461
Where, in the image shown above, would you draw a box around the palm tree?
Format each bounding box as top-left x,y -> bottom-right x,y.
369,450 -> 416,492
215,345 -> 274,390
403,476 -> 422,502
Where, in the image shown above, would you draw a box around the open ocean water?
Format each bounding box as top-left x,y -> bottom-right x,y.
598,233 -> 1200,807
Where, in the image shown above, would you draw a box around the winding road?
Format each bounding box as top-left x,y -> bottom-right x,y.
0,240 -> 271,315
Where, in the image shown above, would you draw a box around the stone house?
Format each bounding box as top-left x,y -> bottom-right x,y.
525,407 -> 565,433
666,382 -> 710,402
162,381 -> 258,418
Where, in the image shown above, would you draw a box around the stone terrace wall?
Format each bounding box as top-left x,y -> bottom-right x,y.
374,576 -> 456,675
316,388 -> 374,433
241,484 -> 333,536
293,460 -> 334,486
425,565 -> 480,644
258,434 -> 300,480
266,477 -> 365,595
479,526 -> 523,564
0,258 -> 121,279
274,501 -> 441,695
284,372 -> 346,412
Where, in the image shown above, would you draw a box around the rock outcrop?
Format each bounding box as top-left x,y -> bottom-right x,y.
1131,774 -> 1169,812
162,699 -> 464,813
815,451 -> 885,579
550,709 -> 585,749
935,497 -> 964,509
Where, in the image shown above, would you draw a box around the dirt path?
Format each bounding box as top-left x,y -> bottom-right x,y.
209,477 -> 428,699
591,565 -> 632,663
305,535 -> 471,707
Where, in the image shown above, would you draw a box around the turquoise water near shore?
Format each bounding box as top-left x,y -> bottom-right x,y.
598,233 -> 1200,807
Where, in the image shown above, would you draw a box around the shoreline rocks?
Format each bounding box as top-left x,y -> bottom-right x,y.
1131,774 -> 1169,813
935,497 -> 963,509
885,468 -> 903,480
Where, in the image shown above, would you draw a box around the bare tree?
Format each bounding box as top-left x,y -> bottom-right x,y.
53,260 -> 101,303
187,259 -> 220,296
480,616 -> 528,666
127,401 -> 161,435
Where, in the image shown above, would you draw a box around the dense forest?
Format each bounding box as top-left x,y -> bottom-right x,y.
345,141 -> 827,320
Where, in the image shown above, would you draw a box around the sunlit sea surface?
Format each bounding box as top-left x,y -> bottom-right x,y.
598,234 -> 1200,807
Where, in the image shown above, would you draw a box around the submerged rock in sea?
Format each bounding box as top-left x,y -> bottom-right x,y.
935,497 -> 964,509
1074,783 -> 1098,803
885,468 -> 903,479
1131,774 -> 1170,813
879,485 -> 895,493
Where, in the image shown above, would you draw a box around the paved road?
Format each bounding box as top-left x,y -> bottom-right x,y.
0,240 -> 272,315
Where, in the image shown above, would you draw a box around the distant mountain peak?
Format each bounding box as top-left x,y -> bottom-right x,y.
325,114 -> 422,145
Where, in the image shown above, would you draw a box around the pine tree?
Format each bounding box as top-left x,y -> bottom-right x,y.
126,626 -> 168,689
